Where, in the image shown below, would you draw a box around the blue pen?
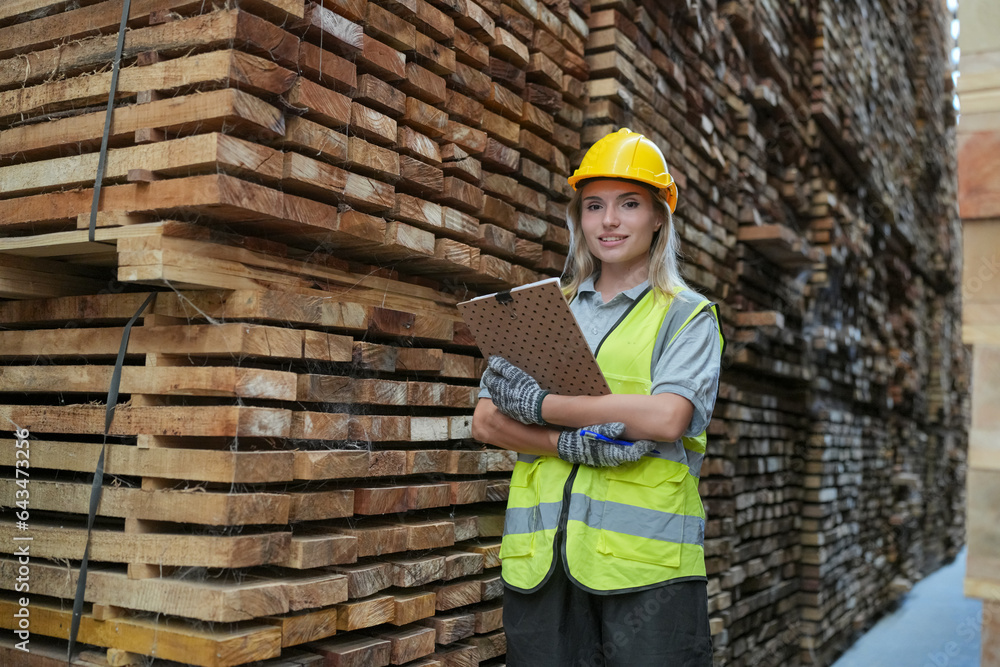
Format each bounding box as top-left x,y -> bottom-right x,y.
580,429 -> 634,446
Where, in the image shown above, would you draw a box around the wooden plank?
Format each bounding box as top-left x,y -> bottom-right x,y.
282,529 -> 359,568
387,555 -> 447,587
443,88 -> 484,125
292,450 -> 369,480
432,643 -> 477,667
317,0 -> 367,22
365,2 -> 416,50
454,28 -> 489,68
357,34 -> 406,81
351,101 -> 398,144
414,30 -> 457,75
282,116 -> 348,162
367,624 -> 436,664
0,321 -> 304,359
399,154 -> 445,194
443,121 -> 488,155
406,449 -> 449,474
465,630 -> 505,661
335,593 -> 396,630
1,86 -> 282,160
0,597 -> 282,667
472,601 -> 503,633
488,56 -> 526,92
0,10 -> 287,90
299,40 -> 358,91
400,62 -> 448,105
281,152 -> 395,213
417,612 -> 474,644
0,0 -> 304,59
413,0 -> 455,41
406,482 -> 452,509
398,126 -> 444,165
402,96 -> 449,138
354,73 -> 406,117
0,520 -> 290,569
424,580 -> 481,610
391,590 -> 437,625
0,364 -> 295,399
0,404 -> 289,437
287,489 -> 355,521
347,136 -> 401,178
0,558 -> 347,623
491,26 -> 529,66
449,61 -> 492,101
0,133 -> 281,198
440,143 -> 482,183
0,478 -> 289,525
442,550 -> 484,580
289,2 -> 365,54
329,561 -> 393,598
312,634 -> 391,667
491,197 -> 537,240
0,439 -> 293,483
263,607 -> 339,648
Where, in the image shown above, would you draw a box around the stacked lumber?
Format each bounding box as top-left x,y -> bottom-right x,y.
0,0 -> 968,665
957,0 -> 1000,664
0,276 -> 516,666
791,1 -> 965,664
0,0 -> 587,663
578,0 -> 965,666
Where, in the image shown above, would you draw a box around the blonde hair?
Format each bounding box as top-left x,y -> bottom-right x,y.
561,179 -> 696,302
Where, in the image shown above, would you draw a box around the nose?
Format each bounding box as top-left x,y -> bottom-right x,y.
602,205 -> 619,228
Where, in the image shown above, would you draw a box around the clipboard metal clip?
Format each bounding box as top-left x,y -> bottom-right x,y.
494,290 -> 517,319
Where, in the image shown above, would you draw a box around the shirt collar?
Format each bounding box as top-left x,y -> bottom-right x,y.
578,274 -> 651,303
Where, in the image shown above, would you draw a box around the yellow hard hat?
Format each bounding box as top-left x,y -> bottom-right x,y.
568,128 -> 678,213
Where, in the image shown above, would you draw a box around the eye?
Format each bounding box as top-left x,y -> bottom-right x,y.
585,202 -> 603,212
622,200 -> 640,209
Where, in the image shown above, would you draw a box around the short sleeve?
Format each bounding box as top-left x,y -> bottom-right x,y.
650,311 -> 722,437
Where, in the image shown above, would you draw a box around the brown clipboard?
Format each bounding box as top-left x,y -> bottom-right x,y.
457,277 -> 611,396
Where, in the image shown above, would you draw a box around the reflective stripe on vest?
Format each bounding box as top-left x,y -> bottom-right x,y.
500,288 -> 725,592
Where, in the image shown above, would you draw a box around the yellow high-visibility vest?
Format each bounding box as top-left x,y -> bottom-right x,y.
499,287 -> 724,593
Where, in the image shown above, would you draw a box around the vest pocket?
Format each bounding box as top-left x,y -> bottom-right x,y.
499,459 -> 541,559
499,531 -> 534,558
598,459 -> 690,567
600,371 -> 652,396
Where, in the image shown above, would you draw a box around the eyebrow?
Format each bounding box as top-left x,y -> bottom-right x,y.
582,191 -> 645,202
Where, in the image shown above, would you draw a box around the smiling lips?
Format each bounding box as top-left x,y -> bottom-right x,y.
599,235 -> 628,244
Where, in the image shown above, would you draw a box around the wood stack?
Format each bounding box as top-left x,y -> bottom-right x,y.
576,0 -> 964,666
0,0 -> 588,663
0,0 -> 968,665
957,0 -> 1000,663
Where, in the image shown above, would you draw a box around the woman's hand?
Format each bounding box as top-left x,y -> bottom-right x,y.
472,399 -> 560,457
481,356 -> 549,426
556,423 -> 657,467
481,357 -> 697,443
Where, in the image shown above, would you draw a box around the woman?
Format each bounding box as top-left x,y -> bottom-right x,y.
471,128 -> 724,666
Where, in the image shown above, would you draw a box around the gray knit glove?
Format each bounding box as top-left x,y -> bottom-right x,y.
482,356 -> 549,426
557,422 -> 657,467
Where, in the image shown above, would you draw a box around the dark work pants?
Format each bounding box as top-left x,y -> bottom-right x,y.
503,560 -> 713,667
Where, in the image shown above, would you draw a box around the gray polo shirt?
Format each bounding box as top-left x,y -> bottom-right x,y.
479,276 -> 723,438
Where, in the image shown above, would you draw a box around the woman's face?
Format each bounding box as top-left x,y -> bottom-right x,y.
579,179 -> 662,275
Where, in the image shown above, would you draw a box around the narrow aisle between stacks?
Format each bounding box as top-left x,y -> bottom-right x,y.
832,547 -> 981,667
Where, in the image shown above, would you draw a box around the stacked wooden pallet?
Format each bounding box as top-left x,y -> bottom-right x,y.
0,0 -> 588,663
